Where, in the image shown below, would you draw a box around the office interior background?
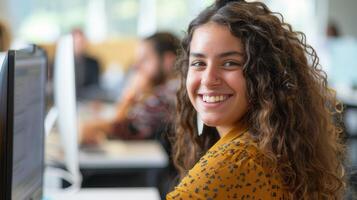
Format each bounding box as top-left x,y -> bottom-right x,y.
1,0 -> 357,80
1,0 -> 357,199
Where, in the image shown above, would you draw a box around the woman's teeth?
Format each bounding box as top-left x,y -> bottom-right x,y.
202,95 -> 229,103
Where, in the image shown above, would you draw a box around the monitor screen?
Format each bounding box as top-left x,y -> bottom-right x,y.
0,46 -> 47,200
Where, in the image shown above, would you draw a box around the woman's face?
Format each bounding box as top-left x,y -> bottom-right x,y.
134,40 -> 160,80
186,22 -> 249,134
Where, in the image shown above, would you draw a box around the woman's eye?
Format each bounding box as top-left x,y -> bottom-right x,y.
222,61 -> 241,68
190,61 -> 205,68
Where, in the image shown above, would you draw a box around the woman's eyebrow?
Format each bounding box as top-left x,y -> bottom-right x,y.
189,52 -> 205,58
219,51 -> 244,58
189,51 -> 244,58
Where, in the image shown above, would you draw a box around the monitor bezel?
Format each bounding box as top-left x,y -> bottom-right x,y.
0,50 -> 15,200
0,46 -> 47,200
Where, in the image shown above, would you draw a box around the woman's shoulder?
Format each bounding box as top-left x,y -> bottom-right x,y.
190,133 -> 279,185
209,135 -> 272,169
167,135 -> 288,200
206,132 -> 260,161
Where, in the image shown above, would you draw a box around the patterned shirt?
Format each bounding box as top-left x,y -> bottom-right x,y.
166,128 -> 290,200
112,79 -> 177,140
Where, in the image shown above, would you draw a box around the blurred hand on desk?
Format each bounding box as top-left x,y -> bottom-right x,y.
80,120 -> 112,145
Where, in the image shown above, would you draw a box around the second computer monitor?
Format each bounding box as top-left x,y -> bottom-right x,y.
0,46 -> 47,200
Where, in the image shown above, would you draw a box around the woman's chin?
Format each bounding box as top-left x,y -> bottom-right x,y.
201,118 -> 222,127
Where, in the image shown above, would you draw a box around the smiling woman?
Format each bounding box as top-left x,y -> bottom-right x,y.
186,22 -> 248,135
167,0 -> 346,199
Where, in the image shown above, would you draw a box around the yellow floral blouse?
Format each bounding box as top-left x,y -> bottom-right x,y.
166,128 -> 290,200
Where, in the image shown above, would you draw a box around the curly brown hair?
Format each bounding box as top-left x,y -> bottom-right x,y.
171,0 -> 346,199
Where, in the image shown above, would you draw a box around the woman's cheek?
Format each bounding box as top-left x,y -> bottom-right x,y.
186,71 -> 200,105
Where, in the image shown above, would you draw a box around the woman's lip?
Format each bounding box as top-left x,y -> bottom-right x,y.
198,94 -> 233,107
198,94 -> 233,100
197,92 -> 233,96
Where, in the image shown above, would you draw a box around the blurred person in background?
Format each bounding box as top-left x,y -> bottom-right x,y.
326,21 -> 340,38
80,32 -> 179,144
0,20 -> 11,51
72,28 -> 101,100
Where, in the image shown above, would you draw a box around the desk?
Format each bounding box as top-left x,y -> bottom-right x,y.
79,140 -> 168,169
46,133 -> 168,170
45,187 -> 160,200
46,101 -> 168,170
46,128 -> 169,191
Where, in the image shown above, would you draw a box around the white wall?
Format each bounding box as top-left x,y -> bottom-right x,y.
328,0 -> 357,37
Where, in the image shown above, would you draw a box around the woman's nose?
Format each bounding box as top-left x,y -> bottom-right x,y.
201,64 -> 221,87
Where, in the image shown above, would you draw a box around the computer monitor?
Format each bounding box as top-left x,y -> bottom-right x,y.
0,46 -> 47,200
52,34 -> 81,189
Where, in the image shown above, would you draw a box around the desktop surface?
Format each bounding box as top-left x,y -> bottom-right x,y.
80,140 -> 168,169
46,101 -> 168,170
45,187 -> 160,200
46,132 -> 168,170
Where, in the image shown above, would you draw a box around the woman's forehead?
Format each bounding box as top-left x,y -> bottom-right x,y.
190,22 -> 244,55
